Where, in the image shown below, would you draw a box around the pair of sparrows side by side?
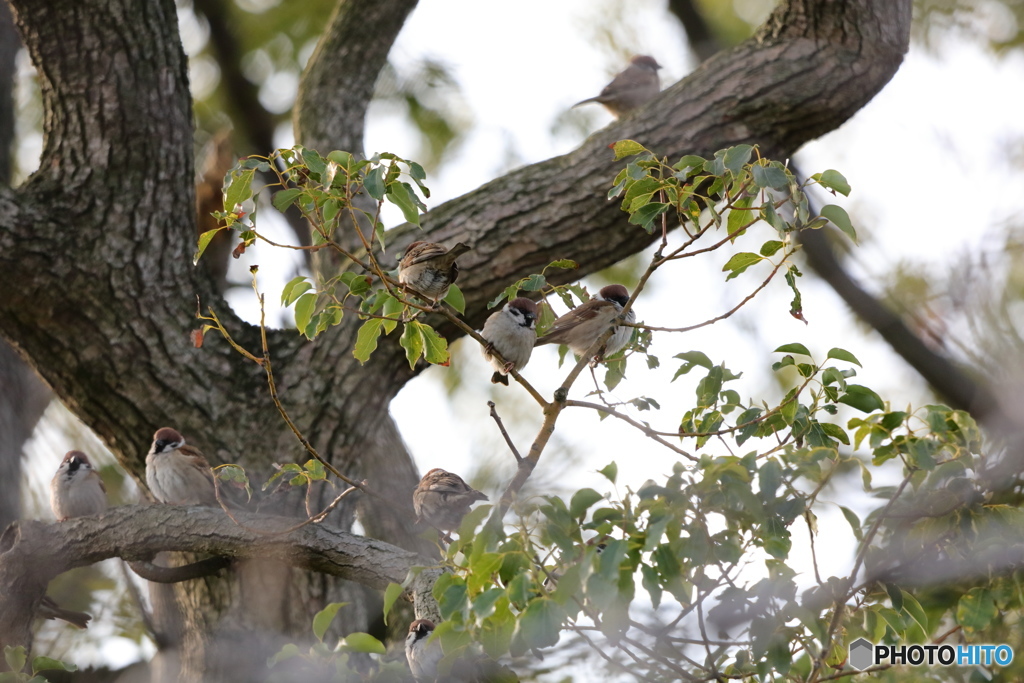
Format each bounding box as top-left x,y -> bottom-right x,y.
573,55 -> 662,118
535,284 -> 636,362
398,241 -> 471,304
413,468 -> 488,533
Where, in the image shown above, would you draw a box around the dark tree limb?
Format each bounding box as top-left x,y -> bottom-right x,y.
127,557 -> 233,584
0,505 -> 431,652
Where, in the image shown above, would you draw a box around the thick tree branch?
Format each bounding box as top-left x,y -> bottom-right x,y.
0,505 -> 427,651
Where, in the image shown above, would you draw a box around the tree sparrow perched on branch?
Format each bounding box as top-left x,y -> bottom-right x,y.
50,450 -> 107,521
398,241 -> 471,303
535,284 -> 636,361
480,297 -> 538,385
146,427 -> 219,506
406,619 -> 443,681
413,468 -> 488,532
572,55 -> 662,118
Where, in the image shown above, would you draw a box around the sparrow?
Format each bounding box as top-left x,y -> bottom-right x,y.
535,284 -> 636,361
38,595 -> 92,629
413,468 -> 488,532
50,450 -> 107,521
145,427 -> 219,506
572,55 -> 662,118
398,241 -> 471,303
480,297 -> 538,385
406,618 -> 443,681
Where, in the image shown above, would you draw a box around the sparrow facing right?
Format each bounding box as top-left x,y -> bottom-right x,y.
398,241 -> 471,303
535,284 -> 636,361
572,55 -> 662,118
405,618 -> 443,681
145,427 -> 219,506
413,468 -> 489,532
480,297 -> 539,385
50,450 -> 107,522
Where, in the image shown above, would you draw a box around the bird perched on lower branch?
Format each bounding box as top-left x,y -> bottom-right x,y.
50,450 -> 107,521
145,427 -> 219,506
413,468 -> 488,533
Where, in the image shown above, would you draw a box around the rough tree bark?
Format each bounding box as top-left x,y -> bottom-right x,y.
0,0 -> 51,533
0,0 -> 910,678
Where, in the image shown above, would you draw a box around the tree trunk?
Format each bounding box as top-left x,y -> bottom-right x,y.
0,0 -> 911,678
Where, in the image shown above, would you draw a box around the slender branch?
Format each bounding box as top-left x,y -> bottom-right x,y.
565,400 -> 696,461
487,401 -> 522,463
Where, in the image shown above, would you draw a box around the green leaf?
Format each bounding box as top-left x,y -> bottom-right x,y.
722,252 -> 761,280
838,385 -> 884,413
826,347 -> 861,366
723,144 -> 753,173
817,169 -> 851,196
752,163 -> 789,189
339,632 -> 386,654
957,587 -> 998,632
629,202 -> 669,232
820,204 -> 856,242
293,292 -> 317,337
281,276 -> 311,306
266,643 -> 300,667
382,583 -> 403,625
443,283 -> 466,314
364,166 -> 385,200
223,166 -> 255,212
839,506 -> 862,541
272,187 -> 303,212
312,602 -> 348,642
597,462 -> 618,483
194,227 -> 225,265
4,646 -> 26,674
901,590 -> 928,633
569,488 -> 604,519
613,139 -> 647,160
522,274 -> 546,291
301,148 -> 327,178
547,259 -> 578,271
386,182 -> 422,226
774,343 -> 811,356
400,321 -> 424,370
759,240 -> 784,257
353,318 -> 386,363
31,656 -> 77,674
513,598 -> 565,651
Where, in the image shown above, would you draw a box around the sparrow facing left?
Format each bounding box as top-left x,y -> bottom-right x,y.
50,450 -> 107,522
535,284 -> 636,361
406,618 -> 443,681
413,468 -> 488,532
480,297 -> 539,385
572,55 -> 662,118
145,427 -> 219,506
398,241 -> 471,303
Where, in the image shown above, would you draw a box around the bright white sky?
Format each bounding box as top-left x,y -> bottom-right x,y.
20,0 -> 1024,672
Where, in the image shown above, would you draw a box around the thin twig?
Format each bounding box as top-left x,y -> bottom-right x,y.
565,400 -> 697,461
487,401 -> 522,463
